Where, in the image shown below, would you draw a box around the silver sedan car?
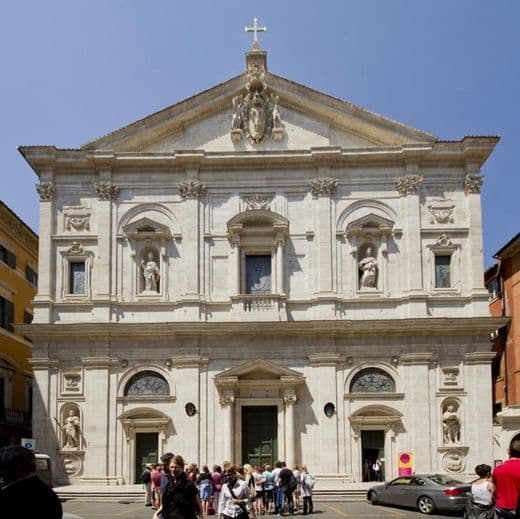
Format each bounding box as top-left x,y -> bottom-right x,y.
367,474 -> 471,514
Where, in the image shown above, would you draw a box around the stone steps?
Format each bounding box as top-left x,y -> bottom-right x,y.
55,485 -> 370,503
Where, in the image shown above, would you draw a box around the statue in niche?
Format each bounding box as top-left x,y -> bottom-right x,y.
62,409 -> 81,449
358,246 -> 378,289
141,250 -> 160,293
248,91 -> 267,142
443,404 -> 461,445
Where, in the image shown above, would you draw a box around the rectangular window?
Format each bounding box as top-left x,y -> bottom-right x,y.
487,277 -> 501,300
435,255 -> 451,288
0,245 -> 16,269
69,262 -> 86,294
0,297 -> 14,332
245,255 -> 272,294
25,265 -> 38,287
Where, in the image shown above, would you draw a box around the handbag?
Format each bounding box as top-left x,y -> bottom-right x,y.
228,483 -> 249,519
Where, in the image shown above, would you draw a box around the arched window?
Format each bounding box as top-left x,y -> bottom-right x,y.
124,371 -> 169,396
350,368 -> 395,393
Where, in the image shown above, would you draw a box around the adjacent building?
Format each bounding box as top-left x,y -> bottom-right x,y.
19,44 -> 505,486
0,201 -> 37,446
486,233 -> 520,460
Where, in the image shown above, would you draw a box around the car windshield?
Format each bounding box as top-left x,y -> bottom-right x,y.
428,475 -> 464,486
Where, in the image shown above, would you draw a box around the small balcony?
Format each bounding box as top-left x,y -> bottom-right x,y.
230,294 -> 287,321
0,407 -> 32,427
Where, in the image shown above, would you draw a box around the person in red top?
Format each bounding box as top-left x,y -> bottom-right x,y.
493,437 -> 520,518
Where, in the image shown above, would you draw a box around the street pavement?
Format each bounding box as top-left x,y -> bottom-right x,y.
62,501 -> 463,519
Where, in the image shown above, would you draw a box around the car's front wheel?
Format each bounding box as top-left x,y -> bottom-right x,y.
368,491 -> 378,505
417,496 -> 435,514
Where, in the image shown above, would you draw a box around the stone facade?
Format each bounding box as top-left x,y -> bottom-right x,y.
19,47 -> 505,486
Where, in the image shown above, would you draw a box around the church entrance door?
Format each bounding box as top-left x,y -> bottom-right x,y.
242,406 -> 277,466
361,430 -> 385,482
135,432 -> 158,483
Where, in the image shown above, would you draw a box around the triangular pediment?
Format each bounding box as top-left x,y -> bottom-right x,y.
215,359 -> 304,382
81,69 -> 436,154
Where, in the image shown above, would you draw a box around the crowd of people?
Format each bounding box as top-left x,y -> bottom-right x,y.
140,455 -> 316,519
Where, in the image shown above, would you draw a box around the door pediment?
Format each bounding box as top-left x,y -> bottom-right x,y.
215,358 -> 304,382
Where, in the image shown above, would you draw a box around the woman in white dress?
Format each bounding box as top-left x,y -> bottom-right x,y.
464,464 -> 495,519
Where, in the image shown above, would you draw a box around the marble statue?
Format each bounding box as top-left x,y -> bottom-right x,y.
141,251 -> 160,292
248,91 -> 267,143
231,95 -> 243,130
443,405 -> 461,445
62,410 -> 80,449
271,94 -> 282,129
359,247 -> 378,289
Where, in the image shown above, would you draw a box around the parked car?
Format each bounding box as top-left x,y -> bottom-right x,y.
367,474 -> 471,514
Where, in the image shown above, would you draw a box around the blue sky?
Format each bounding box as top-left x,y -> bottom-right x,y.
1,1 -> 518,266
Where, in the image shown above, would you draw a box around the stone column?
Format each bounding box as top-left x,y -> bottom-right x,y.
276,233 -> 285,294
283,388 -> 297,467
397,168 -> 425,315
93,173 -> 119,321
232,233 -> 241,295
81,356 -> 113,483
309,353 -> 341,473
34,172 -> 55,323
29,357 -> 58,457
220,392 -> 235,462
310,172 -> 337,294
464,167 -> 486,299
178,175 -> 206,310
400,353 -> 435,472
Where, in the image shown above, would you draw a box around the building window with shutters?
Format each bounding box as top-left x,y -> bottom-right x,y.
0,244 -> 16,270
25,265 -> 38,287
0,297 -> 14,332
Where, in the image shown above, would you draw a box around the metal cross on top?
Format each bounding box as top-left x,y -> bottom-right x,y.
244,17 -> 267,48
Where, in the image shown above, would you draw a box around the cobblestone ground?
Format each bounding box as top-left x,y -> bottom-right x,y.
63,501 -> 463,519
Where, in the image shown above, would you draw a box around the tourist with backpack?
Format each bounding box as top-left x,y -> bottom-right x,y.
300,465 -> 315,515
141,463 -> 153,507
278,463 -> 297,516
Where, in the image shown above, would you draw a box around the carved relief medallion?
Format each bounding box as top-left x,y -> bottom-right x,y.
244,194 -> 273,211
441,450 -> 465,472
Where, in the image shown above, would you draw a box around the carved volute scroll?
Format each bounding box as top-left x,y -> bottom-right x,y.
36,183 -> 55,201
396,175 -> 423,196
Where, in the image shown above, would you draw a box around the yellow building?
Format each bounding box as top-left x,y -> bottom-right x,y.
0,201 -> 38,446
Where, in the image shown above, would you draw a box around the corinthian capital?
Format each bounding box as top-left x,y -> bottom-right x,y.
177,180 -> 207,200
396,175 -> 423,196
94,181 -> 120,201
36,183 -> 55,201
464,174 -> 483,195
309,177 -> 338,198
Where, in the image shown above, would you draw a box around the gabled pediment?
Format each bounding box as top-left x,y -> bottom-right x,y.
346,213 -> 395,237
215,359 -> 304,382
122,217 -> 171,240
80,55 -> 436,154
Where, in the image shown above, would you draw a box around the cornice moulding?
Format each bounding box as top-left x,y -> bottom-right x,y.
18,316 -> 509,341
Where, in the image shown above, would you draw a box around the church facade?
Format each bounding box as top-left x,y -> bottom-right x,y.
20,46 -> 505,486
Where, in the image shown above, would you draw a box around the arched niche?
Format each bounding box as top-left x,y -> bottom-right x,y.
118,205 -> 179,300
59,402 -> 82,451
441,397 -> 462,446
